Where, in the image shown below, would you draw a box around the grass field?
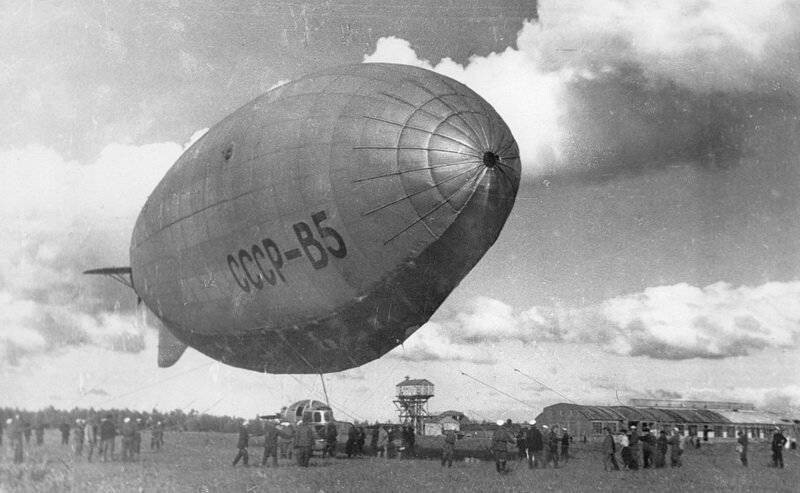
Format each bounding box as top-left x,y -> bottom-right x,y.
1,430 -> 798,492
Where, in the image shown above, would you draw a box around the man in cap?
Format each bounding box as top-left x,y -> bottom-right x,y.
771,427 -> 787,468
120,417 -> 135,462
261,419 -> 281,467
491,419 -> 515,473
546,425 -> 560,468
668,428 -> 683,467
526,420 -> 544,469
441,427 -> 456,467
640,426 -> 653,468
8,415 -> 24,464
560,427 -> 571,463
293,419 -> 314,467
628,424 -> 640,470
232,420 -> 250,466
99,414 -> 116,462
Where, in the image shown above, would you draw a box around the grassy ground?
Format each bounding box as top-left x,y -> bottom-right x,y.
1,430 -> 798,492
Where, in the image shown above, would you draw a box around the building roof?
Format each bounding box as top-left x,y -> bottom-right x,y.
713,410 -> 790,425
396,377 -> 433,387
543,403 -> 796,426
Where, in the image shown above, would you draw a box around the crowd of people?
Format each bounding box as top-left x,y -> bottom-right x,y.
479,419 -> 793,474
1,413 -> 165,464
230,420 -> 420,469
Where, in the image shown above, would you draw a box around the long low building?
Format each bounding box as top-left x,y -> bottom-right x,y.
535,400 -> 799,441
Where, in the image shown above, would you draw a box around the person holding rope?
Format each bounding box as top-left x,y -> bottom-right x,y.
491,419 -> 515,474
232,420 -> 250,466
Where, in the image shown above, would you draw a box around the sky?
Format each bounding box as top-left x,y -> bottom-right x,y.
2,0 -> 800,424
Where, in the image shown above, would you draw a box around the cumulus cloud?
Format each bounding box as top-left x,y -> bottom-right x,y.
387,322 -> 497,365
365,0 -> 800,181
421,281 -> 800,361
0,133 -> 204,365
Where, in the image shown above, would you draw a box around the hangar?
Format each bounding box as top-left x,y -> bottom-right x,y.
535,399 -> 799,441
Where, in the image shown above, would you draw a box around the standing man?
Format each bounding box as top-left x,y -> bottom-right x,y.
120,417 -> 135,462
771,427 -> 787,468
85,417 -> 98,462
322,422 -> 337,459
525,421 -> 543,469
33,416 -> 45,446
441,428 -> 456,467
547,425 -> 560,469
293,420 -> 314,467
73,419 -> 85,456
655,430 -> 668,468
491,419 -> 515,473
99,414 -> 116,462
737,431 -> 748,467
151,421 -> 164,451
515,426 -> 528,462
560,428 -> 570,463
640,426 -> 653,468
8,415 -> 24,464
59,421 -> 71,446
603,427 -> 619,471
377,425 -> 389,459
261,420 -> 281,467
232,421 -> 250,466
628,425 -> 640,470
668,428 -> 683,468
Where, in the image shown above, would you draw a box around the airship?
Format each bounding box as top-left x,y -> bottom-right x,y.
87,63 -> 520,374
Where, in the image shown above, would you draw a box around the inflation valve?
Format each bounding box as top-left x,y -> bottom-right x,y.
482,151 -> 499,168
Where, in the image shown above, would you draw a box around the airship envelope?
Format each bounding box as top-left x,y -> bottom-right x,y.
124,63 -> 520,373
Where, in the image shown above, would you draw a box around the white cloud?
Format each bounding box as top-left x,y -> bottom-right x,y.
0,134 -> 200,365
422,281 -> 800,361
364,0 -> 800,180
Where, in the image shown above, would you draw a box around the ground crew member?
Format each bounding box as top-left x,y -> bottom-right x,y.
668,428 -> 683,467
151,421 -> 164,450
526,420 -> 543,469
99,414 -> 116,462
73,419 -> 85,456
323,422 -> 337,459
278,423 -> 294,460
655,430 -> 668,468
232,421 -> 250,466
261,420 -> 280,466
59,421 -> 70,445
33,418 -> 45,446
737,431 -> 748,467
603,427 -> 619,471
22,418 -> 31,445
516,427 -> 527,461
133,418 -> 143,459
346,425 -> 357,458
120,417 -> 135,462
547,425 -> 560,468
641,426 -> 653,468
491,419 -> 515,473
441,428 -> 456,467
377,425 -> 389,459
293,420 -> 314,467
560,428 -> 570,463
8,416 -> 24,464
771,427 -> 787,468
628,425 -> 640,470
85,417 -> 98,462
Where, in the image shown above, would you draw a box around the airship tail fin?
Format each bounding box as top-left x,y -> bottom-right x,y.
158,325 -> 188,368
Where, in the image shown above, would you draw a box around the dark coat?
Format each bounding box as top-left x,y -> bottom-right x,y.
236,425 -> 249,449
526,427 -> 544,452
